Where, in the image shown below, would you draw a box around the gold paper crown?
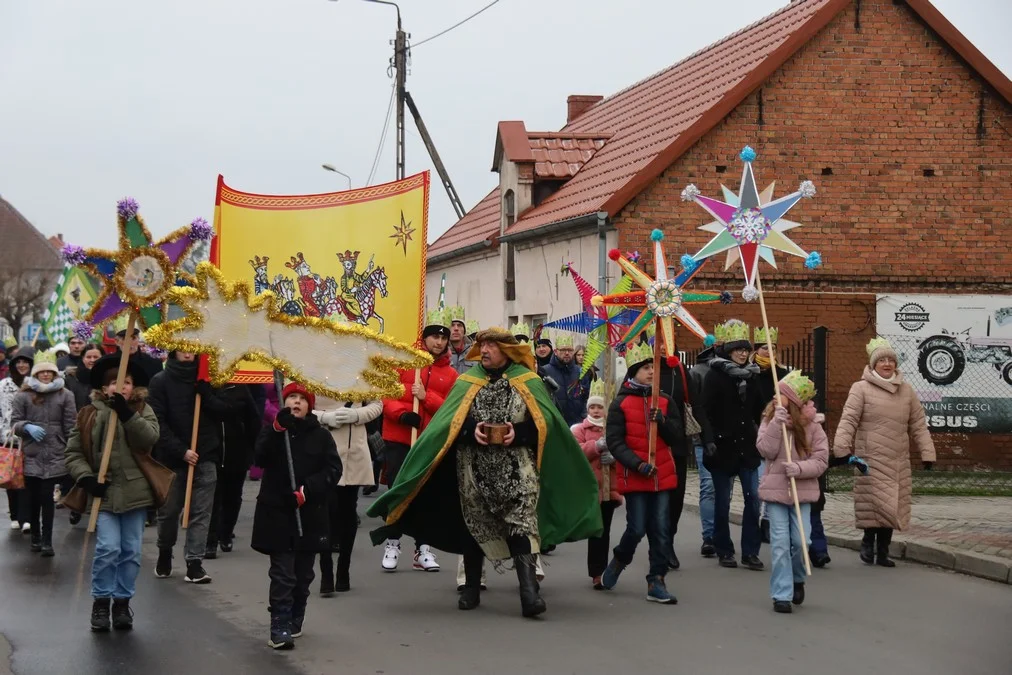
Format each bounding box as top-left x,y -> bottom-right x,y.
714,319 -> 750,344
465,319 -> 479,335
782,369 -> 816,403
625,341 -> 653,367
34,349 -> 58,367
510,320 -> 531,338
555,333 -> 575,348
589,379 -> 606,399
866,337 -> 893,357
446,305 -> 466,323
425,307 -> 449,328
3,336 -> 17,349
755,326 -> 778,344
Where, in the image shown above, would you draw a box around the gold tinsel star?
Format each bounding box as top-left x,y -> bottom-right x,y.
389,211 -> 415,255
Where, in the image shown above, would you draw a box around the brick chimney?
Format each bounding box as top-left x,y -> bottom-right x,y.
567,95 -> 603,123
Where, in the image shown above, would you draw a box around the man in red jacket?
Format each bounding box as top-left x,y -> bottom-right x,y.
379,308 -> 458,572
600,341 -> 683,604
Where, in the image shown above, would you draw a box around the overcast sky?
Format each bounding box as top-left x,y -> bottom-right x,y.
1,0 -> 1009,249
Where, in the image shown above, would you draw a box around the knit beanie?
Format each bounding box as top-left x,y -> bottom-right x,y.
282,381 -> 316,410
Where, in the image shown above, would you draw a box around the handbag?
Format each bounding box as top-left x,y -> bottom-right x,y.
677,362 -> 703,437
0,429 -> 24,490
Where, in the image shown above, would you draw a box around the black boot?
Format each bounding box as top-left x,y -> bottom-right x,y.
112,598 -> 134,630
91,598 -> 111,632
40,532 -> 54,557
876,528 -> 896,567
860,529 -> 875,565
319,554 -> 335,597
760,518 -> 771,544
291,599 -> 307,638
30,531 -> 42,553
515,558 -> 546,618
457,549 -> 484,611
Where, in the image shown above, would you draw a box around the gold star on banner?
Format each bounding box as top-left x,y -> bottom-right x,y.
389,211 -> 415,255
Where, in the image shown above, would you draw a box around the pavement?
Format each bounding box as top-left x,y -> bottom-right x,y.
1,482 -> 1010,675
683,471 -> 1012,583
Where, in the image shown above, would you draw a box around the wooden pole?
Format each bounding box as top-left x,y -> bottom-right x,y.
273,370 -> 303,536
755,271 -> 811,576
410,368 -> 421,445
180,393 -> 201,529
647,325 -> 661,469
87,312 -> 137,533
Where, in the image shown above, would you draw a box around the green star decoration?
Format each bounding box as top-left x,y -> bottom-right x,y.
390,211 -> 416,255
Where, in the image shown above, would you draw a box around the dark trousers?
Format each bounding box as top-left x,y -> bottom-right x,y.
25,476 -> 59,541
587,500 -> 618,578
810,508 -> 828,555
208,469 -> 247,547
667,453 -> 688,544
319,486 -> 359,580
269,551 -> 316,617
7,488 -> 28,523
712,466 -> 761,559
614,490 -> 671,580
863,527 -> 894,552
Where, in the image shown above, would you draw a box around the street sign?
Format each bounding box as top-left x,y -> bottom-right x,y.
18,323 -> 41,345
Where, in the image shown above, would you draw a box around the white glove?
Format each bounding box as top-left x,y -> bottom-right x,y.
333,408 -> 358,425
595,437 -> 607,451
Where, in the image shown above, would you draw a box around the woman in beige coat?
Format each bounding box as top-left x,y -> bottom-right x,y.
314,397 -> 383,594
833,338 -> 935,567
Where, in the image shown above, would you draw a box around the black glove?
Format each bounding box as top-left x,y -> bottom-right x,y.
923,461 -> 934,471
196,380 -> 214,398
78,475 -> 110,499
275,407 -> 298,431
649,408 -> 665,424
399,411 -> 422,429
637,462 -> 657,476
705,442 -> 717,459
110,393 -> 134,423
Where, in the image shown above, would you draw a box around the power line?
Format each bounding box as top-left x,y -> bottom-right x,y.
367,83 -> 396,185
411,0 -> 503,49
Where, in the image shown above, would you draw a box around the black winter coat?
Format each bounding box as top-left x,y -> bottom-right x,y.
147,360 -> 228,469
701,359 -> 764,475
541,355 -> 590,426
251,414 -> 342,554
752,363 -> 790,422
658,360 -> 713,448
218,384 -> 265,475
64,366 -> 93,411
113,349 -> 165,384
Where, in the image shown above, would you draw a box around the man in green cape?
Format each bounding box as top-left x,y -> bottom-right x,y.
368,327 -> 602,618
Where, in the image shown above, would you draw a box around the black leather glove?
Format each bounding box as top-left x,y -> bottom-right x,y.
275,407 -> 298,431
923,461 -> 934,471
637,462 -> 657,476
78,475 -> 110,498
196,380 -> 214,398
705,442 -> 717,458
649,408 -> 665,424
110,393 -> 134,423
399,411 -> 422,429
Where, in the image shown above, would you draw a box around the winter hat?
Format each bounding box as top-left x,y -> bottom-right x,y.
282,381 -> 316,411
10,346 -> 35,367
423,307 -> 451,339
30,350 -> 60,376
866,337 -> 897,367
714,319 -> 751,355
89,353 -> 150,389
624,341 -> 654,378
587,379 -> 606,409
778,370 -> 816,407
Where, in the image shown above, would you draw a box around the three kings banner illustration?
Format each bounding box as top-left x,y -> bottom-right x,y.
211,172 -> 429,385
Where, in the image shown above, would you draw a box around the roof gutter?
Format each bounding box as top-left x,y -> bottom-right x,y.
427,239 -> 494,266
498,211 -> 610,244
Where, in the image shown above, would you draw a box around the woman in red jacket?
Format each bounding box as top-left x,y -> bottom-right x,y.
571,381 -> 622,589
379,309 -> 458,572
600,343 -> 683,604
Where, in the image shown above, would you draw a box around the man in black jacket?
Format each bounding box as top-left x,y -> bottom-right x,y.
149,351 -> 229,584
113,326 -> 164,383
540,338 -> 590,427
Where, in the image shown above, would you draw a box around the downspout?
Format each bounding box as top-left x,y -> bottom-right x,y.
595,211 -> 614,397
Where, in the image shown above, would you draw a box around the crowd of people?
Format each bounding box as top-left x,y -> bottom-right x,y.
0,308 -> 937,648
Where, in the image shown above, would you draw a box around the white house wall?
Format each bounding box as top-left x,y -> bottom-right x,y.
426,251 -> 503,330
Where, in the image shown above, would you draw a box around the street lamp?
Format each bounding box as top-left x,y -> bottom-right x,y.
321,164 -> 353,189
328,0 -> 401,30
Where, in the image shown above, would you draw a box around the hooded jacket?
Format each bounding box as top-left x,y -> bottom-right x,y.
382,349 -> 458,446
541,355 -> 591,427
605,380 -> 682,494
11,377 -> 77,479
701,357 -> 763,474
448,337 -> 477,375
147,359 -> 229,469
571,417 -> 622,503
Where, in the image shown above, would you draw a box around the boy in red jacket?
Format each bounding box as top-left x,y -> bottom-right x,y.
601,342 -> 683,604
379,308 -> 458,572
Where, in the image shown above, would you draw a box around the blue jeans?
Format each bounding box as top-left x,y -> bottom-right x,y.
767,502 -> 811,601
92,508 -> 147,599
809,508 -> 827,555
694,444 -> 715,541
711,466 -> 761,559
614,490 -> 671,579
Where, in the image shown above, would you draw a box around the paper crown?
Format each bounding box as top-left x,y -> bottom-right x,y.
425,307 -> 450,328
446,305 -> 466,323
555,333 -> 575,348
781,370 -> 816,403
866,337 -> 893,358
33,349 -> 58,367
755,326 -> 778,344
589,379 -> 606,399
714,319 -> 750,345
511,320 -> 531,338
3,336 -> 16,349
465,319 -> 480,335
625,341 -> 653,367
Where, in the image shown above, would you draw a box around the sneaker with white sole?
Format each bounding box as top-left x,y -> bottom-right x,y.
9,520 -> 19,531
21,523 -> 30,535
381,539 -> 401,572
184,560 -> 212,584
413,544 -> 440,572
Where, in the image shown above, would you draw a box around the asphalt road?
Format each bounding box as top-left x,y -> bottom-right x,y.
2,485 -> 1010,675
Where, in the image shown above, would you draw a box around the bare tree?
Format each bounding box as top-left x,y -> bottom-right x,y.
0,266 -> 56,339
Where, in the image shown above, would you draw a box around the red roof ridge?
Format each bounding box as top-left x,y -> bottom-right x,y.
527,131 -> 613,140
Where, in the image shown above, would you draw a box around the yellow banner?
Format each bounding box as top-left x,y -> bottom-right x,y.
211,172 -> 428,384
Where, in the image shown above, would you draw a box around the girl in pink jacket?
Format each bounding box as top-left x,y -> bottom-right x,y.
571,383 -> 621,589
756,371 -> 828,614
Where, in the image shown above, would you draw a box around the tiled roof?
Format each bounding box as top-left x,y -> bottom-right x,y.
427,187 -> 500,260
530,134 -> 609,179
0,197 -> 63,271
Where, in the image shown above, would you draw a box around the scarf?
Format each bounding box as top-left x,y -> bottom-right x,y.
625,379 -> 652,393
753,353 -> 771,370
585,415 -> 604,428
710,357 -> 759,403
24,376 -> 66,394
871,370 -> 897,383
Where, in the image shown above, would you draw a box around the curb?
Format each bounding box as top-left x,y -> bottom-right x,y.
681,503 -> 1011,584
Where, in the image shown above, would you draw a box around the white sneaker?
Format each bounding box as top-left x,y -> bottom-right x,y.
9,520 -> 19,530
382,539 -> 401,572
53,485 -> 61,504
21,523 -> 30,534
413,544 -> 440,572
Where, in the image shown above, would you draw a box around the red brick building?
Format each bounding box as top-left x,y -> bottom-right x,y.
428,0 -> 1012,469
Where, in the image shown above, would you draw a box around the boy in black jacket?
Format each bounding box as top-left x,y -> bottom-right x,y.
253,382 -> 341,650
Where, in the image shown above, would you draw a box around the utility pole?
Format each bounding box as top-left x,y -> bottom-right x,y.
394,17 -> 407,180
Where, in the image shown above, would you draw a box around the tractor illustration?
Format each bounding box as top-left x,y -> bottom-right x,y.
917,327 -> 1012,387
